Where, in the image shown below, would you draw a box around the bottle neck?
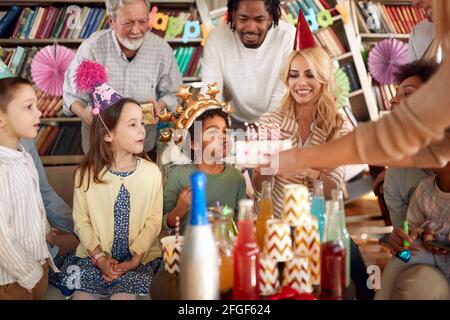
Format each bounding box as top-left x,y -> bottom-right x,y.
259,183 -> 274,219
324,200 -> 344,243
237,202 -> 257,246
331,189 -> 347,229
313,181 -> 324,197
261,182 -> 272,200
190,172 -> 208,226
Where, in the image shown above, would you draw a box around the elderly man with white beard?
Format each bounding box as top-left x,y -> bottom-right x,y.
63,0 -> 182,154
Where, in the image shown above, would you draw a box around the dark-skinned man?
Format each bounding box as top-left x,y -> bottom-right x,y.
202,0 -> 295,129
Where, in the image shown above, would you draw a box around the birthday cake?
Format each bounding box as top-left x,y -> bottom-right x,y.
234,139 -> 293,166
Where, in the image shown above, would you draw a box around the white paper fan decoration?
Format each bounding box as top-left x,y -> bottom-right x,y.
368,39 -> 408,85
31,45 -> 75,97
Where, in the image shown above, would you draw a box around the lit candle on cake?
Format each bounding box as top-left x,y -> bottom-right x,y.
249,124 -> 258,141
244,122 -> 250,141
258,123 -> 268,141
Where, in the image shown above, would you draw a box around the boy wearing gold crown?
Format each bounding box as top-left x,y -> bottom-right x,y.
161,85 -> 246,235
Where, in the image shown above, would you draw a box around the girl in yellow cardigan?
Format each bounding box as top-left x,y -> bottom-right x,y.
49,61 -> 163,300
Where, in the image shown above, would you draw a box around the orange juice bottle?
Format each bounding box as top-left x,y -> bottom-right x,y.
219,249 -> 234,293
255,181 -> 274,250
217,206 -> 235,293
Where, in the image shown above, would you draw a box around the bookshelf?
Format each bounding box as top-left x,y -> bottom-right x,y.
350,0 -> 426,116
359,33 -> 410,40
0,0 -> 209,165
0,38 -> 203,45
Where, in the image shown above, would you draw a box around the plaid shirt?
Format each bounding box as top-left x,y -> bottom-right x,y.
408,175 -> 450,242
63,29 -> 182,152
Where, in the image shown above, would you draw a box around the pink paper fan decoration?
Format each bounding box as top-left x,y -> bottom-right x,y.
368,39 -> 408,85
74,60 -> 108,93
31,45 -> 75,97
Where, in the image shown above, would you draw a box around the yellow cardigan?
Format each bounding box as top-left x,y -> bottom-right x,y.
73,158 -> 163,264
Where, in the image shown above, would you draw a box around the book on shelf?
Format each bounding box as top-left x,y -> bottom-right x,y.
341,62 -> 361,92
1,4 -> 207,42
373,82 -> 396,111
38,126 -> 60,156
313,27 -> 346,58
281,0 -> 340,20
174,46 -> 202,77
37,92 -> 64,118
1,5 -> 109,40
355,1 -> 426,35
36,123 -> 82,156
0,5 -> 22,38
8,46 -> 28,76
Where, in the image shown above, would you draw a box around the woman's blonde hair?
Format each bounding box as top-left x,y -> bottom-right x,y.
434,0 -> 450,50
278,47 -> 344,141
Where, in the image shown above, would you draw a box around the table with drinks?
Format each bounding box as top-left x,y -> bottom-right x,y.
153,173 -> 354,300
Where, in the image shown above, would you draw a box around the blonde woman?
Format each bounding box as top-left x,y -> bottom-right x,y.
269,0 -> 450,177
252,47 -> 351,216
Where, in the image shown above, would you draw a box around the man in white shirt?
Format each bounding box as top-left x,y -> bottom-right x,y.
202,0 -> 295,128
409,0 -> 435,61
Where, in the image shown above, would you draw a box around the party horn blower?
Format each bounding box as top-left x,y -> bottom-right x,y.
395,220 -> 411,263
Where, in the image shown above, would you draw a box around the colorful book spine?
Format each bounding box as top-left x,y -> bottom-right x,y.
11,7 -> 28,38
297,0 -> 310,15
304,0 -> 320,14
21,9 -> 36,39
343,63 -> 361,92
0,5 -> 21,38
86,8 -> 102,37
8,46 -> 26,75
96,10 -> 109,32
52,7 -> 67,38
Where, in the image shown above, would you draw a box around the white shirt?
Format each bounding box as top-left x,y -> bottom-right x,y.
0,144 -> 55,289
202,21 -> 295,122
408,19 -> 434,62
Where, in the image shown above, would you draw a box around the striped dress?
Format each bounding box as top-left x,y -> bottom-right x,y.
256,110 -> 351,217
